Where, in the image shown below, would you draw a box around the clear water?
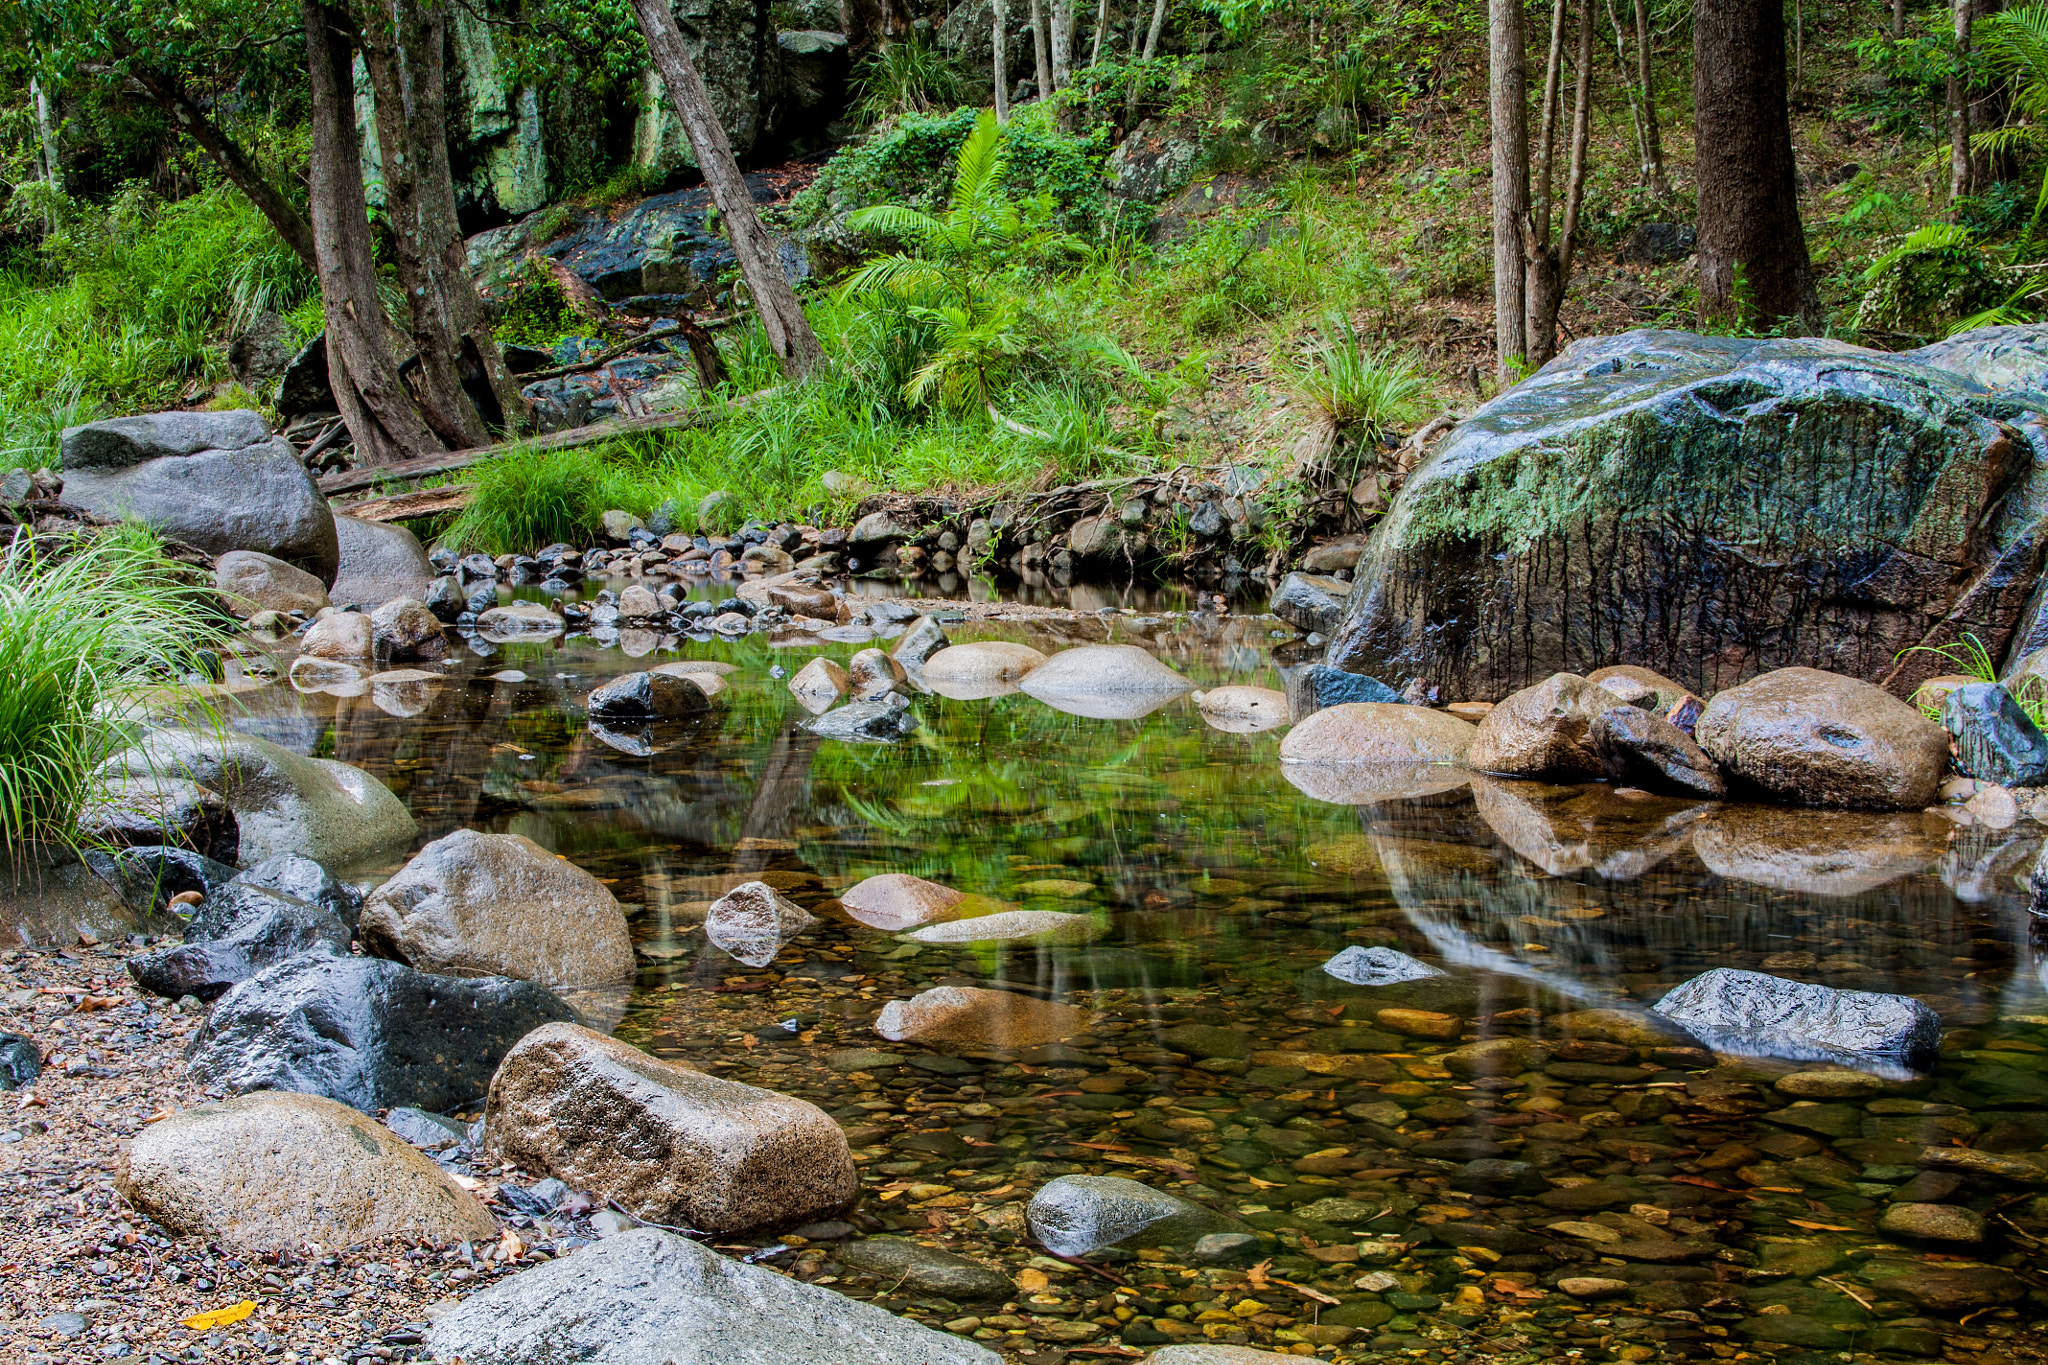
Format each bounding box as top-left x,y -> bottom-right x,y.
224,575 -> 2048,1358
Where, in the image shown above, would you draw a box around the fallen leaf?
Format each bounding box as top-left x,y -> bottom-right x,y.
75,995 -> 121,1012
1244,1259 -> 1272,1290
1016,1268 -> 1049,1293
1787,1219 -> 1853,1232
181,1301 -> 257,1331
1271,1277 -> 1341,1305
449,1173 -> 484,1191
143,1106 -> 177,1124
741,1035 -> 758,1051
1245,1176 -> 1285,1189
496,1229 -> 525,1262
1493,1280 -> 1548,1300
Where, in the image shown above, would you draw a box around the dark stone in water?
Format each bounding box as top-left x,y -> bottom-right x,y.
186,952 -> 574,1114
1270,572 -> 1352,635
804,695 -> 919,742
424,575 -> 465,622
1449,1158 -> 1549,1197
97,845 -> 238,914
1942,681 -> 2048,787
1323,330 -> 2048,699
1651,967 -> 1941,1073
1588,704 -> 1726,797
0,1033 -> 41,1090
837,1237 -> 1012,1301
587,671 -> 710,721
1285,664 -> 1403,722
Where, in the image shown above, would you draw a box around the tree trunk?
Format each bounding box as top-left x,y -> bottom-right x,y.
301,0 -> 446,466
1633,0 -> 1669,194
1968,0 -> 2009,185
1603,0 -> 1653,192
1051,0 -> 1075,89
1089,0 -> 1111,64
631,0 -> 825,381
1950,0 -> 1973,206
1030,0 -> 1053,96
30,76 -> 61,192
1124,0 -> 1167,121
1524,0 -> 1594,368
1533,0 -> 1568,245
128,65 -> 319,272
1694,0 -> 1819,330
1490,0 -> 1530,376
994,0 -> 1012,120
839,0 -> 887,59
1893,0 -> 1905,37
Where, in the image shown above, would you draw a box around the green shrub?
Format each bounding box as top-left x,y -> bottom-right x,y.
494,259 -> 591,350
1855,224 -> 2009,340
441,447 -> 660,553
0,526 -> 226,857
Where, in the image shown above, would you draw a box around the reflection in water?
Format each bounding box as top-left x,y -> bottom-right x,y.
201,581 -> 2048,1335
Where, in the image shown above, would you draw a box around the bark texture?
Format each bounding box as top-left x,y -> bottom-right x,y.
1489,0 -> 1530,375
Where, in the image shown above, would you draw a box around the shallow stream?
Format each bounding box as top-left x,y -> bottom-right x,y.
224,575 -> 2048,1359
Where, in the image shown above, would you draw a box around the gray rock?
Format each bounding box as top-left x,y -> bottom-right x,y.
850,510 -> 918,546
274,333 -> 331,415
1878,1202 -> 1985,1242
1269,572 -> 1353,636
704,881 -> 815,968
424,1227 -> 1000,1364
1321,945 -> 1447,987
1907,321 -> 2048,392
98,729 -> 415,869
370,597 -> 447,662
127,888 -> 349,1000
1027,1175 -> 1250,1257
1284,664 -> 1403,722
1190,1232 -> 1264,1265
214,550 -> 330,619
60,412 -> 339,582
218,854 -> 363,931
1651,967 -> 1941,1074
804,695 -> 920,741
589,671 -> 712,720
891,616 -> 950,667
187,952 -> 574,1114
1105,121 -> 1203,203
0,1033 -> 41,1090
1323,330 -> 2048,702
331,516 -> 436,607
476,601 -> 565,639
75,776 -> 237,864
384,1106 -> 469,1150
424,575 -> 466,622
836,1237 -> 1013,1300
1588,704 -> 1726,797
1942,681 -> 2048,787
1016,645 -> 1193,720
1621,222 -> 1695,264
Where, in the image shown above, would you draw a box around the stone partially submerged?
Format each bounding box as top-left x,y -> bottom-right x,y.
1322,945 -> 1447,987
1651,967 -> 1943,1073
424,1227 -> 1000,1365
1323,330 -> 2048,699
875,985 -> 1095,1048
704,881 -> 815,967
485,1023 -> 857,1234
839,873 -> 964,930
1017,644 -> 1193,719
1027,1175 -> 1251,1257
1694,667 -> 1948,809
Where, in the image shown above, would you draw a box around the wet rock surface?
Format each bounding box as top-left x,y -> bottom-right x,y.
1694,667 -> 1950,809
1652,967 -> 1944,1071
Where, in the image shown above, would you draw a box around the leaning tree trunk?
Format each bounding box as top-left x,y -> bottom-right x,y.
631,0 -> 825,380
1050,0 -> 1075,89
1632,0 -> 1670,195
1693,0 -> 1819,331
1489,0 -> 1530,377
129,65 -> 319,272
300,0 -> 445,466
1031,0 -> 1054,97
1089,0 -> 1111,65
1124,0 -> 1168,121
1524,0 -> 1594,368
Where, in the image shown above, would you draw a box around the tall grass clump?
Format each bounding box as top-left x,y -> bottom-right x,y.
0,527 -> 227,858
440,447 -> 663,554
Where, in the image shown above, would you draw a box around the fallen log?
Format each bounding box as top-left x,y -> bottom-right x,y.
318,391 -> 771,497
336,485 -> 474,523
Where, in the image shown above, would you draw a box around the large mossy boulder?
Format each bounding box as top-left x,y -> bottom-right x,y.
1324,330 -> 2048,701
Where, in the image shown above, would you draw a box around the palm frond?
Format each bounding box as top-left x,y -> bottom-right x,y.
847,205 -> 947,242
838,254 -> 948,299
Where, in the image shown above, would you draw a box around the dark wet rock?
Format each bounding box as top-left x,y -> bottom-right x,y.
1270,572 -> 1353,635
1028,1175 -> 1251,1256
1450,1159 -> 1549,1197
704,881 -> 815,967
1622,222 -> 1696,264
60,411 -> 340,582
891,615 -> 951,667
1878,1202 -> 1985,1242
588,670 -> 712,720
186,953 -> 575,1114
425,1227 -> 1000,1364
1868,1265 -> 2026,1311
0,1033 -> 41,1090
1589,704 -> 1727,797
1694,667 -> 1949,809
1323,331 -> 2048,701
214,854 -> 363,932
1651,967 -> 1941,1072
1468,674 -> 1620,778
1285,664 -> 1403,722
486,1022 -> 856,1235
838,1237 -> 1013,1300
78,779 -> 238,864
804,694 -> 919,741
1190,1232 -> 1265,1265
1942,681 -> 2048,786
1736,1315 -> 1850,1348
128,889 -> 349,999
1156,1024 -> 1251,1059
274,332 -> 331,415
1321,945 -> 1445,987
384,1106 -> 468,1150
1907,321 -> 2048,391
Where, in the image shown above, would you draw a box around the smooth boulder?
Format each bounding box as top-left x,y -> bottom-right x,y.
1589,704 -> 1727,797
98,729 -> 415,868
1468,674 -> 1622,778
1693,667 -> 1948,809
186,953 -> 575,1114
906,909 -> 1102,946
840,873 -> 964,931
875,985 -> 1095,1048
117,1091 -> 496,1252
330,516 -> 435,607
923,642 -> 1047,699
704,881 -> 815,967
486,1023 -> 857,1234
589,671 -> 712,720
299,611 -> 375,660
1279,702 -> 1476,765
476,601 -> 564,639
359,830 -> 637,1006
1028,1175 -> 1251,1257
787,657 -> 850,713
1651,967 -> 1943,1072
1194,685 -> 1289,733
424,1227 -> 1000,1365
1323,331 -> 2048,700
60,410 -> 340,581
214,550 -> 330,619
1017,644 -> 1193,719
836,1238 -> 1012,1301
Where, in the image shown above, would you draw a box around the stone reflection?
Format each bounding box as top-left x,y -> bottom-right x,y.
1691,806 -> 1946,895
1471,775 -> 1710,879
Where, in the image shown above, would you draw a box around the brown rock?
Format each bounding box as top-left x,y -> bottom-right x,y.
788,657 -> 849,714
846,647 -> 907,700
1588,705 -> 1726,797
1278,702 -> 1476,764
1586,665 -> 1692,713
923,642 -> 1048,699
369,596 -> 446,661
485,1022 -> 857,1234
769,581 -> 838,617
214,550 -> 329,619
1693,667 -> 1948,809
117,1092 -> 495,1252
875,985 -> 1095,1048
704,880 -> 815,967
1468,673 -> 1623,778
299,610 -> 373,660
839,873 -> 966,931
1375,1008 -> 1463,1040
1194,686 -> 1290,733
